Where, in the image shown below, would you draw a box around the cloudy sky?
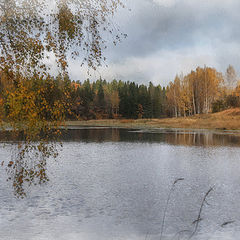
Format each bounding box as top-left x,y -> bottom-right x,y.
69,0 -> 240,86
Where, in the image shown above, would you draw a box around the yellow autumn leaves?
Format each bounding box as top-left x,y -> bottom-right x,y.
3,75 -> 68,141
167,66 -> 224,117
0,72 -> 71,198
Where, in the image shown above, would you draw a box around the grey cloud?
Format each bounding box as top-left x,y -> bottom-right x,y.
107,0 -> 239,60
69,0 -> 240,85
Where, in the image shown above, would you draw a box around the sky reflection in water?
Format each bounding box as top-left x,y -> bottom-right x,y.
0,128 -> 240,240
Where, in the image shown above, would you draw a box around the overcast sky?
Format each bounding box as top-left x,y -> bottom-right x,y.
69,0 -> 240,86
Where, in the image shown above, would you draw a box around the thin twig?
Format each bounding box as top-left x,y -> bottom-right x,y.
188,187 -> 214,239
159,178 -> 184,240
221,220 -> 235,227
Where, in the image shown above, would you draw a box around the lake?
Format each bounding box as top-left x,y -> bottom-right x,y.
0,127 -> 240,240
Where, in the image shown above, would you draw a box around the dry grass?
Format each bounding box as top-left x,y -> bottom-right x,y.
65,108 -> 240,130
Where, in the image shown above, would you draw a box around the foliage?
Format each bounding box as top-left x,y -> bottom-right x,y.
212,99 -> 226,113
0,0 -> 126,74
67,79 -> 167,119
167,67 -> 224,116
0,73 -> 70,197
0,0 -> 126,197
225,65 -> 238,90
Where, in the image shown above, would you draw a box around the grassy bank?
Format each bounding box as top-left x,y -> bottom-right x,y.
65,108 -> 240,130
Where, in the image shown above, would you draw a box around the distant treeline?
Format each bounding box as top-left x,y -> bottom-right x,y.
167,65 -> 240,116
68,64 -> 240,119
68,78 -> 167,119
0,64 -> 240,121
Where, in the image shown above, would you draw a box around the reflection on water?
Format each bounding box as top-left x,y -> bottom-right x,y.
61,127 -> 240,147
1,127 -> 240,147
0,127 -> 240,240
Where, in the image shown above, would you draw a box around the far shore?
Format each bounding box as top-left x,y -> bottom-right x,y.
64,108 -> 240,132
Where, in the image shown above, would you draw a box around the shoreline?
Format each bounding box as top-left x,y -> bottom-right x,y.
64,113 -> 240,134
64,108 -> 240,134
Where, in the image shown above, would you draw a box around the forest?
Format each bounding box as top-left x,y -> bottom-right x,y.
0,64 -> 239,122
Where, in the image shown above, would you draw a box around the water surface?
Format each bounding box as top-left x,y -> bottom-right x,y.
0,128 -> 240,240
